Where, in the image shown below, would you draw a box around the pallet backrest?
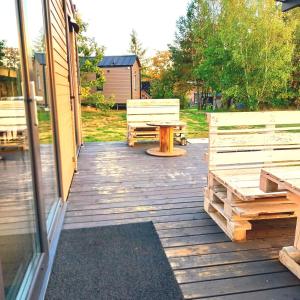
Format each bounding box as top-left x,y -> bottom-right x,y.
127,99 -> 180,124
0,100 -> 26,127
207,111 -> 300,171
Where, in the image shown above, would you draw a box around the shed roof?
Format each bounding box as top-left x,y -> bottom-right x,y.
99,55 -> 141,68
277,0 -> 300,11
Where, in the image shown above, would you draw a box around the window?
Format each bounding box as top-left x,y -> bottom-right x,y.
134,74 -> 137,91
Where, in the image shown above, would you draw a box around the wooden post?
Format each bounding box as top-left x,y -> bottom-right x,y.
259,175 -> 279,193
159,127 -> 173,153
295,217 -> 300,249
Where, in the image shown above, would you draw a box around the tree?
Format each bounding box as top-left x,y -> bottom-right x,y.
169,0 -> 218,108
168,0 -> 299,110
129,29 -> 146,59
4,47 -> 19,70
76,14 -> 113,111
33,29 -> 45,52
213,0 -> 296,109
147,50 -> 172,80
149,51 -> 174,99
129,29 -> 149,79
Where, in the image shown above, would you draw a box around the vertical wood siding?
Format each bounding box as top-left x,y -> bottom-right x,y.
49,0 -> 77,200
102,67 -> 131,104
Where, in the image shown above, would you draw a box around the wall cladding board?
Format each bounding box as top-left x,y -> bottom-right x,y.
50,0 -> 76,200
103,67 -> 131,103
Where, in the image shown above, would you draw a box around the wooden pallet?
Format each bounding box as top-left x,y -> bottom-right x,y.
208,169 -> 287,202
204,186 -> 297,241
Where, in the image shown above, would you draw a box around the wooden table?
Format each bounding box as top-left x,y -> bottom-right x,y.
260,166 -> 300,279
146,122 -> 186,157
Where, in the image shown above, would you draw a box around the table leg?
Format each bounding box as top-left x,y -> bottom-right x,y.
160,127 -> 173,153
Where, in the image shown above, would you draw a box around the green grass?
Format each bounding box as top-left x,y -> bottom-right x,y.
82,106 -> 208,142
38,110 -> 52,144
180,109 -> 208,138
36,107 -> 209,143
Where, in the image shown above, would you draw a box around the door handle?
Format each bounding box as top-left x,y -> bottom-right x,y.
29,81 -> 39,126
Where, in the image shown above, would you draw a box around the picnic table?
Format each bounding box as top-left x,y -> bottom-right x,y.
146,121 -> 186,157
260,166 -> 300,279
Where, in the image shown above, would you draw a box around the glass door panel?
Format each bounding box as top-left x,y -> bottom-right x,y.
0,1 -> 41,298
22,0 -> 61,232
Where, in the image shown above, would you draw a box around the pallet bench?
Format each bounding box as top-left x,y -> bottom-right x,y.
204,111 -> 300,241
0,100 -> 27,151
126,99 -> 186,147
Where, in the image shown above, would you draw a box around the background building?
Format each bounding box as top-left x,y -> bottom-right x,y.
99,55 -> 141,107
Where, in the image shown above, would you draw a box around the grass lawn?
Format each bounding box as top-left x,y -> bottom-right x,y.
38,110 -> 53,144
82,106 -> 208,142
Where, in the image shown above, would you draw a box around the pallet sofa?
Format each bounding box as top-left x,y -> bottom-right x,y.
127,99 -> 186,147
0,100 -> 27,150
204,111 -> 300,241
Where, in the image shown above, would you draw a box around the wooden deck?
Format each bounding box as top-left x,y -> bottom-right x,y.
64,142 -> 300,299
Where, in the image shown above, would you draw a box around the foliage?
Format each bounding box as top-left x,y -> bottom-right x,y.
75,14 -> 113,111
0,40 -> 5,66
4,47 -> 20,70
129,29 -> 146,60
150,0 -> 300,110
146,50 -> 172,80
287,9 -> 300,108
81,92 -> 115,113
33,29 -> 45,52
128,29 -> 149,79
202,0 -> 297,110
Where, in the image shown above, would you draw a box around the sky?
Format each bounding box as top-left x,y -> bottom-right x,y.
0,0 -> 44,48
73,0 -> 189,57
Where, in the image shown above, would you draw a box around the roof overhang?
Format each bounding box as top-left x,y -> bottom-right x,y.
277,0 -> 300,11
69,16 -> 80,33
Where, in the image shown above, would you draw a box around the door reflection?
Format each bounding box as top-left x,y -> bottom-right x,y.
0,2 -> 41,299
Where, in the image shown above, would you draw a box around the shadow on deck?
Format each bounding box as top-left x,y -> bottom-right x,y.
65,142 -> 300,299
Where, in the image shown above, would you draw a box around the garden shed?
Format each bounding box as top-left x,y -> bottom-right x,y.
99,55 -> 141,107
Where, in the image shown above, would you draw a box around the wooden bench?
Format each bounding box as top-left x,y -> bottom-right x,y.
0,100 -> 27,150
204,111 -> 300,241
126,99 -> 186,147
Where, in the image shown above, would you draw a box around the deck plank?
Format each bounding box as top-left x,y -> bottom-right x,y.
65,142 -> 300,299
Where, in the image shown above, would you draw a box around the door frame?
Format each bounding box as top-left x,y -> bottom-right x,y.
15,0 -> 49,298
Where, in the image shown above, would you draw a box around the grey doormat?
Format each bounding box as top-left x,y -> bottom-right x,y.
46,222 -> 183,300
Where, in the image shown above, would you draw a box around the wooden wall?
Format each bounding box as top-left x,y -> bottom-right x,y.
48,0 -> 80,200
102,67 -> 131,104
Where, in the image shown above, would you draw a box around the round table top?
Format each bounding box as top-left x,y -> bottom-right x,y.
147,121 -> 186,127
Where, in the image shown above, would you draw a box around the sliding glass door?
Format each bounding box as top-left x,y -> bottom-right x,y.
0,2 -> 42,299
0,0 -> 64,298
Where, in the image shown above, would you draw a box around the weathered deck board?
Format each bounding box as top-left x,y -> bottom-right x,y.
65,142 -> 300,299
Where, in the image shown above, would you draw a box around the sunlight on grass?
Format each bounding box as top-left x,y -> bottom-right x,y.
82,106 -> 208,142
37,107 -> 208,143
